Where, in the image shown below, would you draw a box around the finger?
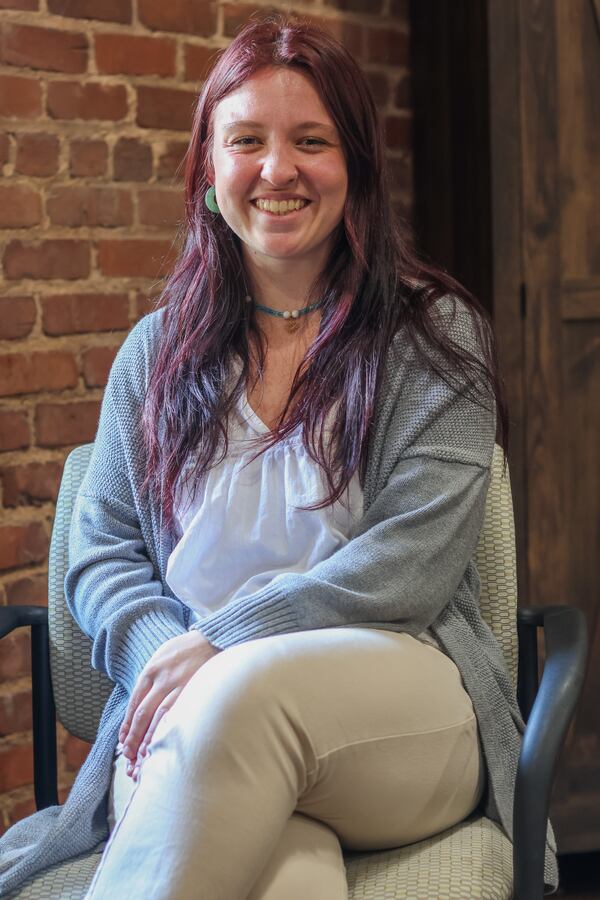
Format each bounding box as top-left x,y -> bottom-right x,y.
120,676 -> 153,753
139,688 -> 180,756
123,698 -> 158,762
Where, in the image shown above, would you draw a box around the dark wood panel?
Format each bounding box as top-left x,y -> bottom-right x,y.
410,0 -> 493,312
487,0 -> 527,600
520,0 -> 568,606
557,0 -> 600,282
561,291 -> 600,321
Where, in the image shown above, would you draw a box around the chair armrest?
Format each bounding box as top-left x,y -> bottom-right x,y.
0,604 -> 59,810
0,604 -> 49,638
513,605 -> 588,900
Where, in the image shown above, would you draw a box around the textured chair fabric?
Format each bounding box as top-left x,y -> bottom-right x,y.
8,443 -> 516,899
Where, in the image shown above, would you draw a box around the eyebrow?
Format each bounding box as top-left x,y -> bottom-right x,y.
222,119 -> 336,134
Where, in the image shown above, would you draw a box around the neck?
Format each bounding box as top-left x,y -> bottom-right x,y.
242,246 -> 327,314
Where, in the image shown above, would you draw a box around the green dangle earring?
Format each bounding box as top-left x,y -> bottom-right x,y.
205,185 -> 220,214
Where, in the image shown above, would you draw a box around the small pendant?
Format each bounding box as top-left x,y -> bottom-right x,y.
286,317 -> 301,333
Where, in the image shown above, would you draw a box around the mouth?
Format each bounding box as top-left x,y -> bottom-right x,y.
251,198 -> 312,217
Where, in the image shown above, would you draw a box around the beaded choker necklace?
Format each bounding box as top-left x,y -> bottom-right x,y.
245,294 -> 324,334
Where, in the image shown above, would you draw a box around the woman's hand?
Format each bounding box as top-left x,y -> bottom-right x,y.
118,630 -> 220,779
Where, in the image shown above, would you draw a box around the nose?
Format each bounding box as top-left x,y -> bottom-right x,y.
260,143 -> 298,187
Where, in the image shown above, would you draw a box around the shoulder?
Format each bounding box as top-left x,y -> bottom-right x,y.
390,293 -> 488,363
107,308 -> 166,397
374,294 -> 496,467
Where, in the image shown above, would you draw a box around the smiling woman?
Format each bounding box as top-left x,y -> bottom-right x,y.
0,10 -> 557,900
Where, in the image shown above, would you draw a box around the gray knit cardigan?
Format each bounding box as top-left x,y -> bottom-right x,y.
0,298 -> 557,894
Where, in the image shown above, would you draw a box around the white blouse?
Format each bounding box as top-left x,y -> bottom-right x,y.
166,373 -> 439,650
166,382 -> 363,626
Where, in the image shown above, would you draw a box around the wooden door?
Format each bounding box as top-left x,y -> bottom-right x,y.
518,0 -> 600,852
412,0 -> 600,853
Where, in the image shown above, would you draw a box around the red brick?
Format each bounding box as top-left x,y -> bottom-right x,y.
0,691 -> 32,736
35,400 -> 100,447
3,240 -> 90,280
97,239 -> 176,278
0,296 -> 36,340
184,43 -> 220,82
82,345 -> 118,387
138,188 -> 184,228
0,0 -> 38,8
384,114 -> 412,150
390,0 -> 408,21
4,793 -> 36,833
0,741 -> 33,792
304,15 -> 363,58
15,132 -> 60,176
0,75 -> 42,118
136,85 -> 196,132
138,0 -> 217,36
47,0 -> 131,23
0,523 -> 48,571
0,411 -> 29,451
135,288 -> 162,321
95,32 -> 175,77
1,461 -> 63,506
366,27 -> 408,66
365,71 -> 388,107
47,81 -> 127,122
222,4 -> 268,39
0,24 -> 88,74
0,351 -> 78,398
113,137 -> 152,182
324,0 -> 382,9
47,185 -> 133,228
0,184 -> 41,228
0,132 -> 10,165
69,138 -> 108,177
156,140 -> 187,182
64,733 -> 91,769
0,631 -> 30,680
394,72 -> 411,109
42,292 -> 129,336
387,155 -> 412,194
5,573 -> 47,606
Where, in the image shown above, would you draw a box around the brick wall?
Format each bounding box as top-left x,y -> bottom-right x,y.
0,0 -> 412,831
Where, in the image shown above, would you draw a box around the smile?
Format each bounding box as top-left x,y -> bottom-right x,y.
252,198 -> 311,216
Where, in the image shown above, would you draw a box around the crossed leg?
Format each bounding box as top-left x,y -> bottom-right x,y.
89,628 -> 483,900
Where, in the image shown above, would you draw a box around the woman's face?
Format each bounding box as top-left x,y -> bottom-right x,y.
210,66 -> 348,271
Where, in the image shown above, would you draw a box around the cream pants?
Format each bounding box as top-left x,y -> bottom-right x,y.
85,628 -> 484,900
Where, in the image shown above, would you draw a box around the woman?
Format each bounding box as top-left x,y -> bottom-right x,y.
0,14 -> 556,900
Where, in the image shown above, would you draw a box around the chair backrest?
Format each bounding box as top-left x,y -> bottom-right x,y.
48,443 -> 518,742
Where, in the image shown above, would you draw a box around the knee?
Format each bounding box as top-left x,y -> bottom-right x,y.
167,635 -> 295,733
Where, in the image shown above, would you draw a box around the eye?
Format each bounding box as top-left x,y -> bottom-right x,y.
228,137 -> 327,148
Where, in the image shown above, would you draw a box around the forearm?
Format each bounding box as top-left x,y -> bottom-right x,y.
191,457 -> 490,650
65,491 -> 188,693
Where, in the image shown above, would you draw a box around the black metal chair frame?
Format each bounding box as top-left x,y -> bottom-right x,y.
0,602 -> 588,899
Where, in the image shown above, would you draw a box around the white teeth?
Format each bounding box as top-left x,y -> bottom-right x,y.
255,198 -> 308,214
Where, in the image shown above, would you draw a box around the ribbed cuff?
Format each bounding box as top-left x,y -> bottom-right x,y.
112,609 -> 188,693
188,581 -> 300,650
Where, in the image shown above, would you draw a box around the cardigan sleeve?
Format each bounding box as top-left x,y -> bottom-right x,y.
189,455 -> 491,649
64,313 -> 188,695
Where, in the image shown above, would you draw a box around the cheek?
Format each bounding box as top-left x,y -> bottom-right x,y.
316,161 -> 348,201
216,155 -> 254,190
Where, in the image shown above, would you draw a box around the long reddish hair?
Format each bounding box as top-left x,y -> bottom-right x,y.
142,12 -> 508,527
